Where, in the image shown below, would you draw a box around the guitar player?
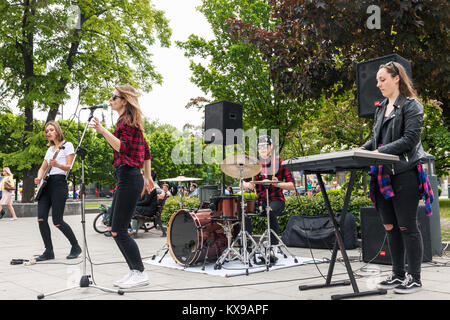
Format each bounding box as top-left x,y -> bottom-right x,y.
33,121 -> 82,262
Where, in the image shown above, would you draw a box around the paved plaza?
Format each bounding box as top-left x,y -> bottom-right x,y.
0,210 -> 448,313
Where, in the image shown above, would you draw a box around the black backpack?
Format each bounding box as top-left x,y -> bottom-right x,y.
281,213 -> 358,250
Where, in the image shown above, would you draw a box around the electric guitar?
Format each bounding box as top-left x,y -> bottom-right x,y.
33,141 -> 66,202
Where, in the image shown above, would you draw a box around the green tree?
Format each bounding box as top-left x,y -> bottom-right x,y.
0,0 -> 171,201
281,85 -> 371,160
228,0 -> 449,123
177,0 -> 312,152
422,100 -> 450,177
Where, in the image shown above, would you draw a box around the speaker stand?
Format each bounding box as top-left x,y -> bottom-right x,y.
298,170 -> 387,300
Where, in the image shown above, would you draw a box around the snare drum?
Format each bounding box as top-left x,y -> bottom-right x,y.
167,209 -> 228,266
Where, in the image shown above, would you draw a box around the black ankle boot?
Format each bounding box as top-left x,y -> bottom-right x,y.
66,244 -> 82,259
36,250 -> 55,262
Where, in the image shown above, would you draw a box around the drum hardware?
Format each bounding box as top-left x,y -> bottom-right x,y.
213,155 -> 262,274
200,240 -> 215,271
214,218 -> 241,266
254,181 -> 298,271
151,243 -> 170,264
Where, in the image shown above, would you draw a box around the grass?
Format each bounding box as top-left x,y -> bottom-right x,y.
85,203 -> 104,209
440,198 -> 450,242
440,198 -> 450,218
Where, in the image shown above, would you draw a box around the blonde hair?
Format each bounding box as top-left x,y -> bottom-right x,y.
44,121 -> 65,146
1,167 -> 14,191
379,62 -> 418,100
115,85 -> 144,131
2,167 -> 13,177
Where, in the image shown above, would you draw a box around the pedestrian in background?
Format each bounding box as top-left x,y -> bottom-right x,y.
0,167 -> 18,220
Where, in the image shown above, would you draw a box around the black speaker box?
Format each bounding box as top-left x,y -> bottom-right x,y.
360,206 -> 432,265
204,100 -> 243,144
356,54 -> 412,119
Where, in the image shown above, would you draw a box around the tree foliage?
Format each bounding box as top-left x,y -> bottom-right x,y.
0,0 -> 171,201
177,0 -> 314,152
228,0 -> 449,123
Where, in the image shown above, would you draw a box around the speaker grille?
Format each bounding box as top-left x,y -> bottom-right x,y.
360,206 -> 432,265
356,54 -> 412,119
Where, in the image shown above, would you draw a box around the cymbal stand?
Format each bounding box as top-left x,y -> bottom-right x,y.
214,166 -> 258,275
177,180 -> 184,209
257,186 -> 298,271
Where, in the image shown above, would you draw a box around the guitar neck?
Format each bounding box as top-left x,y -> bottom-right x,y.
42,141 -> 65,178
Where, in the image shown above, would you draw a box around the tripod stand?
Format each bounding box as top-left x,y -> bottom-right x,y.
214,165 -> 259,275
37,110 -> 123,299
256,185 -> 298,271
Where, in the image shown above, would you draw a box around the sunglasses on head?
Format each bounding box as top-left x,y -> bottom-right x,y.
111,94 -> 125,101
385,61 -> 399,75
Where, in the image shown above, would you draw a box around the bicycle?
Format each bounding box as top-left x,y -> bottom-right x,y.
93,203 -> 153,235
93,204 -> 111,234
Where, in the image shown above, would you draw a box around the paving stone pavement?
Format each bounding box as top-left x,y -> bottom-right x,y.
0,213 -> 448,314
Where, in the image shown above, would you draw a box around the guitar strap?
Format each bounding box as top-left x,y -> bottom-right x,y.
47,140 -> 66,176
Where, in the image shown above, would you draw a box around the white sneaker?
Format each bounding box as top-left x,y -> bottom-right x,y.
113,270 -> 133,287
118,270 -> 149,289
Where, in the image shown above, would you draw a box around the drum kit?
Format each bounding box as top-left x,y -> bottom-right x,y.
157,155 -> 298,273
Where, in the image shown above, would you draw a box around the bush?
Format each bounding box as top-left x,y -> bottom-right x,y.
161,196 -> 199,225
250,190 -> 373,237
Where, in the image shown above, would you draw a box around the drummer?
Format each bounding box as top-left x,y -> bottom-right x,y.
241,135 -> 295,261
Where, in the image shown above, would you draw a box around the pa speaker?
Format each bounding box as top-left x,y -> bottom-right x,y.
356,54 -> 412,119
360,206 -> 432,265
204,100 -> 243,145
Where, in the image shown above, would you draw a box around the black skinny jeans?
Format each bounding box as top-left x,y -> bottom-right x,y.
374,167 -> 422,279
110,164 -> 145,272
37,175 -> 79,251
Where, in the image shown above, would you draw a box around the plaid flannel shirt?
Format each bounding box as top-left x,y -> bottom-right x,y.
250,157 -> 293,203
112,120 -> 151,169
369,147 -> 433,216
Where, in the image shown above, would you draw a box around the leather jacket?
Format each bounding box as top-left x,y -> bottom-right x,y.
362,95 -> 426,175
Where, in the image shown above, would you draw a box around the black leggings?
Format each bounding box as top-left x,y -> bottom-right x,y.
110,165 -> 144,272
37,175 -> 79,251
374,167 -> 422,279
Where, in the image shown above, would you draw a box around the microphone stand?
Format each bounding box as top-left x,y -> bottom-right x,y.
38,109 -> 123,299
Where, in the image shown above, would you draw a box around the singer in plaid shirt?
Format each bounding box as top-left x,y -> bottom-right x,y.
89,85 -> 155,289
112,119 -> 151,169
242,135 -> 294,255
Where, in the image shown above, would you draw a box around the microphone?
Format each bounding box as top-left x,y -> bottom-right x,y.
81,103 -> 108,110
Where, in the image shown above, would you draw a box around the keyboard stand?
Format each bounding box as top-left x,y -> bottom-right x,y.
298,170 -> 387,300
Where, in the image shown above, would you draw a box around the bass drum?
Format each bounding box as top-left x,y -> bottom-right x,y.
167,209 -> 228,266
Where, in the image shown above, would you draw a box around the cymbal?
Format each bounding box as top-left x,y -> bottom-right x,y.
253,179 -> 283,185
220,154 -> 261,179
160,175 -> 202,182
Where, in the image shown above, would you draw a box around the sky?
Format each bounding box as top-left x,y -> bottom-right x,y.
31,0 -> 214,131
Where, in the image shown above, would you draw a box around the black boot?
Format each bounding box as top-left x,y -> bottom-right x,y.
0,209 -> 5,219
36,250 -> 55,262
66,244 -> 82,259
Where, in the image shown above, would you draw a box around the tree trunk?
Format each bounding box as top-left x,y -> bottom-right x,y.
22,166 -> 38,203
